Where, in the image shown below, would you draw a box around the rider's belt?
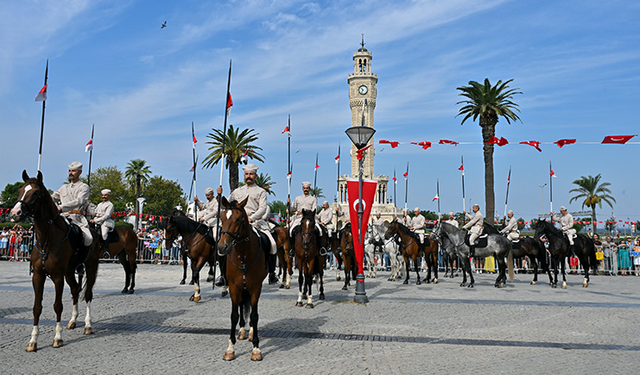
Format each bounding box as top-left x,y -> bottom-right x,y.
475,224 -> 483,227
68,210 -> 86,215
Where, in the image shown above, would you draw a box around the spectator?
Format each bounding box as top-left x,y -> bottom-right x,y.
617,238 -> 631,276
593,234 -> 603,271
632,238 -> 640,276
602,236 -> 616,275
0,227 -> 9,258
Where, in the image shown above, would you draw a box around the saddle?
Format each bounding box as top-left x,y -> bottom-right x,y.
509,239 -> 521,250
464,233 -> 488,248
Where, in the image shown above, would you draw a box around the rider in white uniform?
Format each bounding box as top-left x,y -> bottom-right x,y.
408,207 -> 426,245
552,206 -> 576,246
445,212 -> 459,228
463,204 -> 484,257
500,210 -> 519,242
90,189 -> 115,250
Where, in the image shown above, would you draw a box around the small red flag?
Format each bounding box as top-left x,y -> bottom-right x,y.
432,194 -> 439,202
192,134 -> 197,144
379,140 -> 400,148
403,170 -> 408,180
356,144 -> 372,160
35,84 -> 47,102
85,139 -> 93,152
281,125 -> 290,134
554,139 -> 576,148
439,139 -> 459,146
240,149 -> 249,164
314,163 -> 319,171
335,154 -> 340,164
410,141 -> 432,150
601,135 -> 636,144
392,176 -> 397,182
226,93 -> 233,115
520,140 -> 542,152
550,169 -> 557,178
486,136 -> 509,146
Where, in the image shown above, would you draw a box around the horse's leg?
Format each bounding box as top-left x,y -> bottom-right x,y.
64,271 -> 81,330
342,255 -> 350,290
403,254 -> 410,284
180,251 -> 188,285
296,258 -> 304,306
318,262 -> 325,301
82,254 -> 99,335
191,258 -> 205,302
51,275 -> 65,348
306,258 -> 315,308
414,254 -> 422,285
237,304 -> 247,340
206,262 -> 215,282
128,250 -> 137,294
26,269 -> 45,352
223,301 -> 239,361
432,250 -> 438,284
495,254 -> 506,288
561,256 -> 568,289
249,297 -> 262,360
118,251 -> 131,294
531,257 -> 538,285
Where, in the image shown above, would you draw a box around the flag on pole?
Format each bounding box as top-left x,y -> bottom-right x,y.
432,194 -> 439,202
335,154 -> 340,164
314,162 -> 319,171
282,125 -> 290,134
392,175 -> 397,183
403,170 -> 408,181
459,163 -> 464,175
240,149 -> 249,164
85,139 -> 93,152
550,169 -> 557,178
35,84 -> 47,102
189,163 -> 196,172
226,93 -> 233,116
192,133 -> 197,148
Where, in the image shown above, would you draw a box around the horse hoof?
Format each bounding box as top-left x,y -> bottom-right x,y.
251,348 -> 263,361
128,289 -> 135,294
223,350 -> 235,361
468,284 -> 474,288
52,339 -> 63,348
341,286 -> 347,291
206,276 -> 214,282
460,283 -> 465,287
285,285 -> 290,289
179,280 -> 186,285
279,284 -> 284,289
66,321 -> 76,330
84,326 -> 93,335
306,303 -> 314,309
221,290 -> 228,298
237,330 -> 247,340
189,295 -> 195,301
583,280 -> 588,288
319,293 -> 325,300
530,281 -> 536,285
433,279 -> 438,284
336,276 -> 341,281
562,283 -> 567,289
552,284 -> 557,288
189,280 -> 195,285
402,280 -> 408,285
248,332 -> 254,341
26,343 -> 37,352
193,295 -> 201,302
416,280 -> 422,285
295,302 -> 304,307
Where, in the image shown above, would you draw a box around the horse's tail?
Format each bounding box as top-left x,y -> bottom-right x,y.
507,246 -> 514,282
241,289 -> 251,319
587,237 -> 598,271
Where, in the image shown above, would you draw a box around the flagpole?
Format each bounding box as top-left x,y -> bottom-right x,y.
37,59 -> 49,172
504,166 -> 511,219
404,162 -> 409,213
87,124 -> 94,187
336,144 -> 340,203
461,156 -> 466,213
287,115 -> 291,230
549,161 -> 553,215
192,121 -> 198,221
437,179 -> 440,214
313,153 -> 319,195
393,168 -> 397,217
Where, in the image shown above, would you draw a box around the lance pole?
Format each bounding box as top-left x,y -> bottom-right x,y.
404,162 -> 409,214
437,179 -> 440,214
313,153 -> 318,195
461,155 -> 466,213
192,121 -> 198,221
87,124 -> 94,187
504,166 -> 511,219
336,144 -> 340,203
287,115 -> 291,230
393,168 -> 397,217
549,161 -> 553,215
37,59 -> 49,172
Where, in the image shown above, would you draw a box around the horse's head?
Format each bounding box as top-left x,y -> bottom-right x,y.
163,216 -> 180,246
217,196 -> 250,256
341,222 -> 354,251
384,219 -> 398,240
300,209 -> 316,248
532,219 -> 546,239
430,220 -> 442,240
10,170 -> 49,221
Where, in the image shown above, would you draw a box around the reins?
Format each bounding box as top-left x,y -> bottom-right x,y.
222,206 -> 260,290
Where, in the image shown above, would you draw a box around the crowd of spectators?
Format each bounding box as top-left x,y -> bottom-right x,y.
0,225 -> 33,261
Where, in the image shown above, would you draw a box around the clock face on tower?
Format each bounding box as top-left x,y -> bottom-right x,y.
358,85 -> 368,95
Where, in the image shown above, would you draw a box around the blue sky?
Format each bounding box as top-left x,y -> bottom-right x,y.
1,0 -> 639,228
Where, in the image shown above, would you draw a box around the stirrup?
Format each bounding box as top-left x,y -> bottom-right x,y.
319,247 -> 328,256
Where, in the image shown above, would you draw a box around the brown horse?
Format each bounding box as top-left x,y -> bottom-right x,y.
164,211 -> 216,301
384,219 -> 424,285
339,222 -> 357,290
218,197 -> 267,361
292,209 -> 325,307
101,225 -> 138,294
273,225 -> 293,289
10,171 -> 101,352
509,236 -> 548,285
422,236 -> 439,284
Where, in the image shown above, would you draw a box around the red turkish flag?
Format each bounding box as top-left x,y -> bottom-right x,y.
35,84 -> 47,101
486,136 -> 509,146
410,141 -> 432,150
601,135 -> 636,144
346,178 -> 378,275
439,139 -> 459,146
379,140 -> 400,148
520,140 -> 542,152
554,139 -> 576,148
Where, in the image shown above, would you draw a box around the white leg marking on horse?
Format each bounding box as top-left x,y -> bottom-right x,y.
29,325 -> 39,344
54,322 -> 63,341
297,292 -> 303,303
249,327 -> 254,338
85,302 -> 92,328
227,339 -> 234,352
194,284 -> 200,298
69,304 -> 78,326
307,293 -> 313,305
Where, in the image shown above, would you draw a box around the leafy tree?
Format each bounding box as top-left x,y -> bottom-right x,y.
309,186 -> 324,199
143,176 -> 186,216
82,166 -> 129,211
239,172 -> 276,195
202,125 -> 264,191
456,78 -> 522,222
569,174 -> 616,235
1,181 -> 24,208
124,159 -> 152,228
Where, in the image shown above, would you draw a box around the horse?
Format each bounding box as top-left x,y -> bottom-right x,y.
431,221 -> 513,288
217,197 -> 267,361
339,222 -> 357,290
385,234 -> 404,281
532,219 -> 597,288
421,233 -> 439,284
101,225 -> 138,294
292,209 -> 325,306
329,228 -> 344,281
163,211 -> 217,301
384,219 -> 424,285
364,223 -> 386,278
273,225 -> 293,289
511,236 -> 548,285
10,171 -> 101,352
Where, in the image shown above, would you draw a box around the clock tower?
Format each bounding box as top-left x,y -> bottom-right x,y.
336,38 -> 393,220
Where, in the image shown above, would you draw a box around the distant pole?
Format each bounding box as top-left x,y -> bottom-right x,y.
503,166 -> 511,219
436,179 -> 440,214
549,161 -> 554,214
336,144 -> 340,203
313,153 -> 319,195
286,115 -> 291,229
87,124 -> 95,187
191,121 -> 198,221
37,60 -> 49,172
404,162 -> 409,213
461,156 -> 466,213
393,168 -> 397,217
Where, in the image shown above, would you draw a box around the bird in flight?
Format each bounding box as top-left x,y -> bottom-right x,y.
161,21 -> 167,29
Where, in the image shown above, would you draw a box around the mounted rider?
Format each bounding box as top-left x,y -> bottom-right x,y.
288,181 -> 327,256
408,207 -> 426,245
445,211 -> 459,228
369,211 -> 386,253
51,161 -> 93,271
551,206 -> 576,247
90,189 -> 115,252
216,163 -> 278,285
317,201 -> 334,238
463,204 -> 484,258
194,187 -> 219,244
500,210 -> 519,242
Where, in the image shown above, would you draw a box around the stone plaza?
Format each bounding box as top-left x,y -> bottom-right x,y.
1,261 -> 638,374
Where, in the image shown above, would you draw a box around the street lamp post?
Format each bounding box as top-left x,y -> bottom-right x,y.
345,101 -> 375,304
137,197 -> 146,230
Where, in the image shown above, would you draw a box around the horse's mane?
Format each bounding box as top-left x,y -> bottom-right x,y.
170,213 -> 208,236
483,222 -> 500,235
393,220 -> 420,243
536,219 -> 563,237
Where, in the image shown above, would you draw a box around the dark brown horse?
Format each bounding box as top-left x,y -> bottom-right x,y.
292,209 -> 325,307
422,236 -> 439,284
511,236 -> 548,285
218,197 -> 267,361
10,171 -> 101,352
339,222 -> 357,290
164,211 -> 216,301
273,225 -> 293,289
329,228 -> 344,281
102,225 -> 138,294
384,219 -> 424,285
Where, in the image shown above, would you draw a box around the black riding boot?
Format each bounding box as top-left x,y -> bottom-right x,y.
268,254 -> 278,284
215,256 -> 227,287
469,245 -> 476,258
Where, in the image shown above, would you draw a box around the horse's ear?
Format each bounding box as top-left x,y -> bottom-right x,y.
36,171 -> 43,184
220,196 -> 229,208
22,170 -> 29,182
238,196 -> 249,209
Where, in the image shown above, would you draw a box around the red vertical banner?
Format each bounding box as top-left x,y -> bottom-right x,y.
346,178 -> 378,274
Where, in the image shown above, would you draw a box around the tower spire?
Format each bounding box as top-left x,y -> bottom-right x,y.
359,34 -> 367,52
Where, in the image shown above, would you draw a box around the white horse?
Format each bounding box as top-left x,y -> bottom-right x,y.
364,224 -> 384,278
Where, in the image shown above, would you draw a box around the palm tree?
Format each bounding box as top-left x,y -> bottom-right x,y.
569,174 -> 616,234
456,78 -> 522,221
239,172 -> 276,196
202,125 -> 264,191
309,187 -> 324,199
124,159 -> 152,228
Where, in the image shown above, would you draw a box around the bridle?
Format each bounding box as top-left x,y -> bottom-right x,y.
219,207 -> 250,254
221,206 -> 260,289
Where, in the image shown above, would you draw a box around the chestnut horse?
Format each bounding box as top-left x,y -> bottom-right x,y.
292,209 -> 325,307
164,211 -> 216,301
339,222 -> 357,290
384,219 -> 424,285
273,225 -> 293,289
421,235 -> 439,284
10,171 -> 101,352
102,225 -> 138,294
218,197 -> 267,361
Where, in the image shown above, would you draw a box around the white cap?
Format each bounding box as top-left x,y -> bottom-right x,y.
242,163 -> 259,172
414,207 -> 420,211
101,189 -> 111,195
302,181 -> 312,187
507,210 -> 514,215
375,211 -> 381,215
449,212 -> 454,216
323,200 -> 329,205
560,206 -> 567,211
68,161 -> 83,170
204,187 -> 214,194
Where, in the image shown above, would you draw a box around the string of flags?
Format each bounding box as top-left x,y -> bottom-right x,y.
378,135 -> 638,152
